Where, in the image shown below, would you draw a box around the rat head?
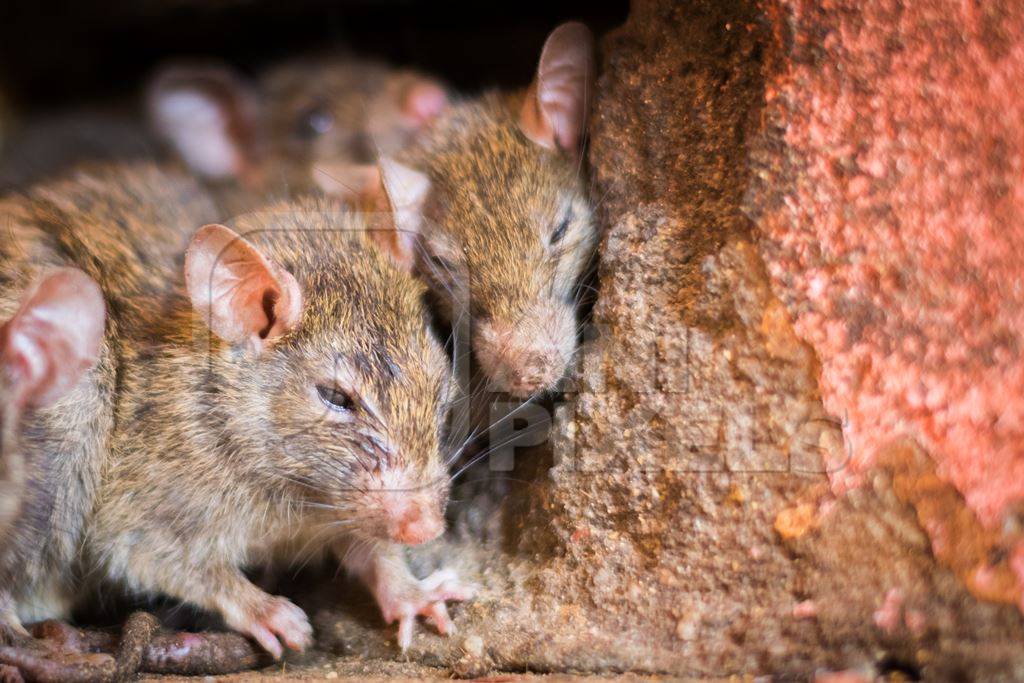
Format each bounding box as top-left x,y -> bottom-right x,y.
148,59 -> 447,203
261,58 -> 447,200
0,269 -> 105,534
185,214 -> 452,545
378,22 -> 597,398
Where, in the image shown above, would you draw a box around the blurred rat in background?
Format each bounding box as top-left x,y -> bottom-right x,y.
0,163 -> 470,662
0,56 -> 447,217
147,56 -> 448,214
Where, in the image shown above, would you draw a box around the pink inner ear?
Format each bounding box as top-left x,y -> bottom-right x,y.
520,22 -> 595,152
402,81 -> 448,126
374,158 -> 432,272
147,64 -> 260,180
186,225 -> 302,350
2,269 -> 105,409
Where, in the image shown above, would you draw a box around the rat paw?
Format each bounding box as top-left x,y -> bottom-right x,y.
375,567 -> 475,651
233,596 -> 312,660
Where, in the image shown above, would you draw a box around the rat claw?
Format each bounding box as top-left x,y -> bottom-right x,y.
420,568 -> 457,592
374,567 -> 473,650
0,622 -> 28,646
247,625 -> 283,661
265,599 -> 313,652
423,602 -> 452,636
234,596 -> 311,659
396,611 -> 416,652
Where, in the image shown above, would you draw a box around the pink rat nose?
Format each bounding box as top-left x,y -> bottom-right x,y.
504,350 -> 566,395
389,500 -> 444,545
472,300 -> 578,398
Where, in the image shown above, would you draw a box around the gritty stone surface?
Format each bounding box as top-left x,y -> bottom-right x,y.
747,0 -> 1024,602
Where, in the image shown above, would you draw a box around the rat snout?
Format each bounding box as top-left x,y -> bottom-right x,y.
386,496 -> 445,545
474,301 -> 577,397
363,461 -> 447,545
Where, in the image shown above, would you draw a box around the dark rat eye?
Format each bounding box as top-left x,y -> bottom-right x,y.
425,253 -> 456,274
550,215 -> 570,245
295,104 -> 335,141
316,385 -> 356,412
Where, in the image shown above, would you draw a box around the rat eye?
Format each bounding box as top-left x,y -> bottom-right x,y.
425,253 -> 456,274
295,104 -> 335,141
316,385 -> 356,412
550,215 -> 570,245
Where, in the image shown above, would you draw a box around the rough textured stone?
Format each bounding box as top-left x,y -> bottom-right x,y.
748,0 -> 1024,608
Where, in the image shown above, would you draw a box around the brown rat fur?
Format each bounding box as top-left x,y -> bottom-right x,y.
262,57 -> 446,184
148,57 -> 448,215
382,23 -> 599,399
0,163 -> 468,656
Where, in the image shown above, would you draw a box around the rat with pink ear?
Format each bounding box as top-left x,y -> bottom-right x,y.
0,163 -> 469,660
0,269 -> 106,542
147,57 -> 448,212
373,22 -> 599,400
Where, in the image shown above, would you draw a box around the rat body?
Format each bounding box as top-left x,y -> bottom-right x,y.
378,23 -> 599,400
148,56 -> 447,213
0,163 -> 468,655
0,269 -> 105,544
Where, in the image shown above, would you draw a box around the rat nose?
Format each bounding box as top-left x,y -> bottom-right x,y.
473,301 -> 577,397
509,350 -> 565,394
389,500 -> 444,545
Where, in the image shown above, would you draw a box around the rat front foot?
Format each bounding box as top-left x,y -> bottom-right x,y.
373,567 -> 475,651
227,595 -> 312,660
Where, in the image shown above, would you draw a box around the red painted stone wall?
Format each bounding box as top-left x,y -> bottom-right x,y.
749,0 -> 1024,603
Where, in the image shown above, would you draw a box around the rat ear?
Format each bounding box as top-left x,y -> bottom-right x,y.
147,63 -> 260,181
374,157 -> 431,271
401,78 -> 448,127
2,268 -> 106,409
185,224 -> 302,353
311,162 -> 382,205
519,22 -> 595,153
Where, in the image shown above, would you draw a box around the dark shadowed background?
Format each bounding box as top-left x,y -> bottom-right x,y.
0,0 -> 627,109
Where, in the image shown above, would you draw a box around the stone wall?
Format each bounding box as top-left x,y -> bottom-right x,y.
425,0 -> 1024,678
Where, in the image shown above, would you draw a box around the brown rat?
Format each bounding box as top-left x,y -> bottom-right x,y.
376,22 -> 599,399
147,56 -> 448,211
0,163 -> 469,656
0,269 -> 105,542
0,58 -> 443,210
